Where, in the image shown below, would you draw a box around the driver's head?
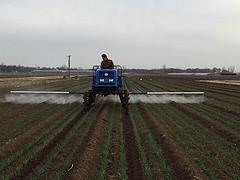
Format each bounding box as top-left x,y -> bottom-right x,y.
101,54 -> 108,61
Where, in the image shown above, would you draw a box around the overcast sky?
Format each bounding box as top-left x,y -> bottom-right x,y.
0,0 -> 240,70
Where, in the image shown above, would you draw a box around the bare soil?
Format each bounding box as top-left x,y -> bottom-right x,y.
0,76 -> 63,88
106,104 -> 121,180
68,103 -> 109,179
134,105 -> 165,179
123,111 -> 145,180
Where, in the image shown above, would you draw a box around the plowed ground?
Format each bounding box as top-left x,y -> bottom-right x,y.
0,75 -> 239,180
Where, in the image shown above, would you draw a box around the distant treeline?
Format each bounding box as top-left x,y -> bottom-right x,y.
0,64 -> 79,73
124,67 -> 236,74
0,63 -> 237,74
0,64 -> 35,73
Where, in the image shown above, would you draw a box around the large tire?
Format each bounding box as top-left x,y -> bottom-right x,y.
119,89 -> 129,110
83,90 -> 95,109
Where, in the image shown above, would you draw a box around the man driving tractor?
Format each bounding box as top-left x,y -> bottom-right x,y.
101,54 -> 114,69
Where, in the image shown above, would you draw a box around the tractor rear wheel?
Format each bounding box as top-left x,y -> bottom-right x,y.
119,90 -> 129,110
83,90 -> 95,109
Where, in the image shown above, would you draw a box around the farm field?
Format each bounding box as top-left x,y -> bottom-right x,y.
0,75 -> 240,180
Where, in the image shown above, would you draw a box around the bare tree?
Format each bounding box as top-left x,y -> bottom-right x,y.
221,67 -> 227,73
228,66 -> 236,73
122,65 -> 127,70
162,64 -> 167,73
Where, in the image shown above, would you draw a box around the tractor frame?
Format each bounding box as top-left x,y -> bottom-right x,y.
83,65 -> 129,109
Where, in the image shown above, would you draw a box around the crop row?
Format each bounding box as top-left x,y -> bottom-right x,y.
125,76 -> 240,179
0,76 -> 239,179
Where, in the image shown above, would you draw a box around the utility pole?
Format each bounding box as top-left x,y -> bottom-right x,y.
67,55 -> 71,79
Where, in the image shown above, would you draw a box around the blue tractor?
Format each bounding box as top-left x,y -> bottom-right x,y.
10,65 -> 205,109
83,65 -> 129,109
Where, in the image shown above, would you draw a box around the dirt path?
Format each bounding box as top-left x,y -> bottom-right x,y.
138,103 -> 208,180
67,103 -> 110,179
123,111 -> 145,180
132,105 -> 165,179
107,104 -> 121,180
